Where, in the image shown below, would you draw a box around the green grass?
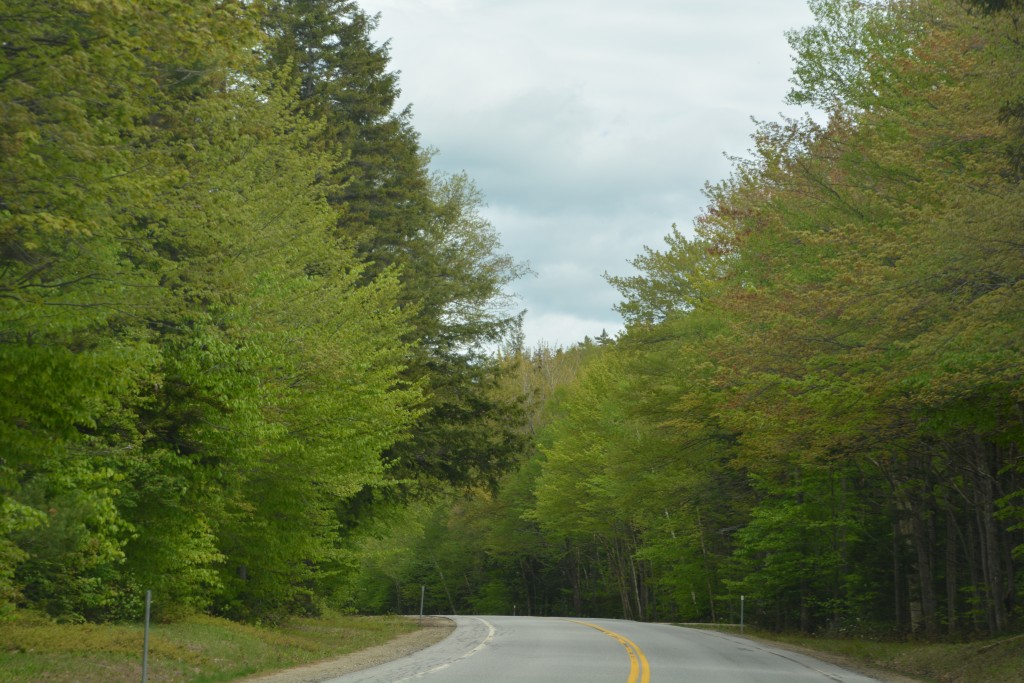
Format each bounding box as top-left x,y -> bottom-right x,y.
0,609 -> 419,683
789,633 -> 1024,683
698,625 -> 1024,683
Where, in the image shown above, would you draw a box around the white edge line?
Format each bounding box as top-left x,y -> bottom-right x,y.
392,617 -> 496,682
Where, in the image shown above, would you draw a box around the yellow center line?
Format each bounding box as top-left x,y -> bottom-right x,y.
569,620 -> 651,683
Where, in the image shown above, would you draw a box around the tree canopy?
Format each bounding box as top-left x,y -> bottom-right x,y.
4,0 -> 1021,640
358,0 -> 1023,639
1,0 -> 524,622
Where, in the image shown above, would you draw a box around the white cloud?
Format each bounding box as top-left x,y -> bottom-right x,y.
522,311 -> 622,351
362,0 -> 817,347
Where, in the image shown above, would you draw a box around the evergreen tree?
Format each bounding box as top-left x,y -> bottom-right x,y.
1,0 -> 422,621
260,1 -> 528,503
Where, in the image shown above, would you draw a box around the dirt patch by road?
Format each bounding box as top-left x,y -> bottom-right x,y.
236,616 -> 455,683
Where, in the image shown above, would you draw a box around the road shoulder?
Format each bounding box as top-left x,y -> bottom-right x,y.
236,616 -> 455,683
730,632 -> 926,683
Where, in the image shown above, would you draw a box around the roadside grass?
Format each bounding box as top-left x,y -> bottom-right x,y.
774,632 -> 1024,683
693,624 -> 1024,683
0,609 -> 419,683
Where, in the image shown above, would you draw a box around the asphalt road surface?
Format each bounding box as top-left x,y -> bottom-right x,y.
322,615 -> 883,683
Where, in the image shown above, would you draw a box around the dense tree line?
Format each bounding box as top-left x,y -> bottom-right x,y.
0,0 -> 523,623
362,0 -> 1023,638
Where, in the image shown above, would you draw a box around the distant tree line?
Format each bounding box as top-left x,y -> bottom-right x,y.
0,0 -> 525,623
360,0 -> 1023,638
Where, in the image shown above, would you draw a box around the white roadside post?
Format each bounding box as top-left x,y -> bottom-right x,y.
141,590 -> 152,683
740,595 -> 745,635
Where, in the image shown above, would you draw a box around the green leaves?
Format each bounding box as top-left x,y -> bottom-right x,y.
381,0 -> 1024,633
786,0 -> 916,112
3,0 -> 527,623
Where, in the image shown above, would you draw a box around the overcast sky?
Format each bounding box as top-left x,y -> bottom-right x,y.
359,0 -> 816,349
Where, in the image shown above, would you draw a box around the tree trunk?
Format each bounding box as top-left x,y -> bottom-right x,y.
612,539 -> 633,620
566,543 -> 583,616
898,495 -> 939,636
912,506 -> 940,637
431,554 -> 458,615
965,512 -> 988,632
893,521 -> 903,633
946,507 -> 958,636
973,439 -> 1005,634
519,558 -> 534,617
696,509 -> 717,623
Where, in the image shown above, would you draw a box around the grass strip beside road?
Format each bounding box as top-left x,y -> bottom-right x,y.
0,609 -> 419,683
690,625 -> 1024,683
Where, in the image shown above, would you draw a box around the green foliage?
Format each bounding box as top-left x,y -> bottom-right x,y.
2,0 -> 522,625
7,0 -> 1021,641
260,1 -> 528,503
0,0 -> 260,622
785,0 -> 916,111
368,0 -> 1024,638
0,610 -> 424,683
605,225 -> 725,326
727,467 -> 890,632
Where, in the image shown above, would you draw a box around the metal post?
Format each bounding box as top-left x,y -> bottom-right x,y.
740,595 -> 745,635
419,585 -> 425,625
141,590 -> 151,683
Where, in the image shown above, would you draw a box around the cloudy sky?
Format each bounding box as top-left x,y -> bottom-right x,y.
359,0 -> 817,348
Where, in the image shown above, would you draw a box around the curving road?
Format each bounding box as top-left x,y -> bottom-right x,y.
322,615 -> 883,683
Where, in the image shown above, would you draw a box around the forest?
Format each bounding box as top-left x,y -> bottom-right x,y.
1,0 -> 1022,642
0,0 -> 526,624
353,0 -> 1024,638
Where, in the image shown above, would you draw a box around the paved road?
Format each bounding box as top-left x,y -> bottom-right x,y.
323,615 -> 882,683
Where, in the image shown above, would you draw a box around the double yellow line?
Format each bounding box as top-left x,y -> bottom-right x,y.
570,620 -> 651,683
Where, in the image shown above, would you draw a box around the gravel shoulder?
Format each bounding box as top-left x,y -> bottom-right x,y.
735,633 -> 926,683
236,616 -> 455,683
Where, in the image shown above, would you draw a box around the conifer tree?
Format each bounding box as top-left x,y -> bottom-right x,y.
260,1 -> 528,502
